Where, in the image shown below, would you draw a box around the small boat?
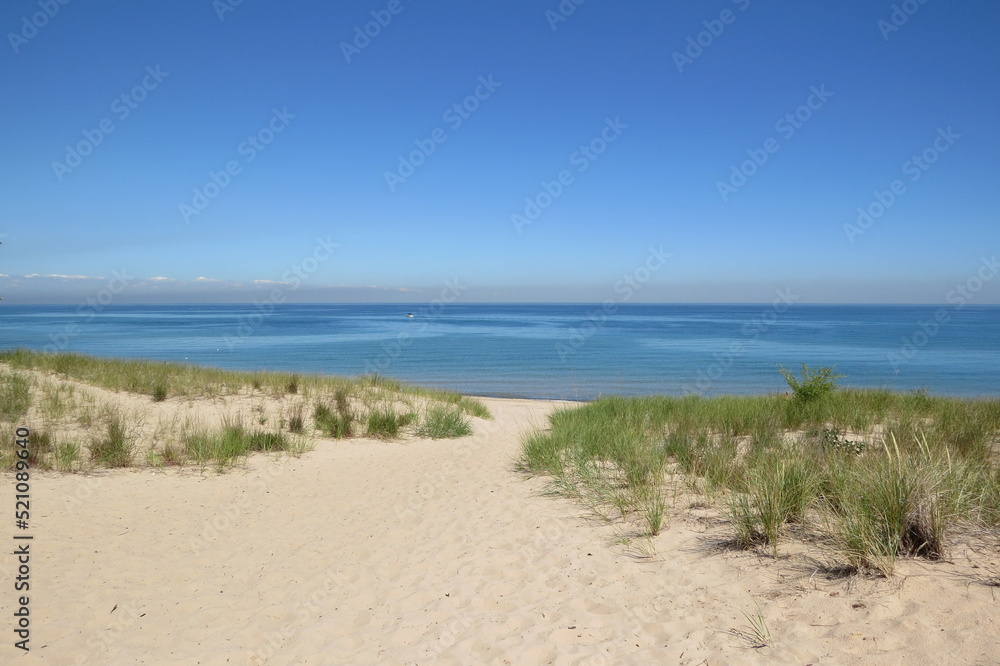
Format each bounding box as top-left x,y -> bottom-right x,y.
405,313 -> 414,318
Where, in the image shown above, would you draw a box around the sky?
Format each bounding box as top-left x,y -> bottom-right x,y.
1,0 -> 998,305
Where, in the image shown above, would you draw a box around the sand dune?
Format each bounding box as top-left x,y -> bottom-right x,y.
6,396 -> 999,664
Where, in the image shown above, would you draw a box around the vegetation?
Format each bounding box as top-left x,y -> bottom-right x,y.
0,371 -> 31,421
314,389 -> 355,438
520,367 -> 1000,576
0,349 -> 490,474
416,404 -> 473,439
183,423 -> 293,471
778,363 -> 844,402
366,404 -> 416,439
90,410 -> 135,468
0,348 -> 488,417
287,403 -> 305,434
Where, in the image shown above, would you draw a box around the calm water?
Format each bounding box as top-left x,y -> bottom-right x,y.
1,303 -> 998,400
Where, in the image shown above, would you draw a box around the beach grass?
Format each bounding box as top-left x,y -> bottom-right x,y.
0,348 -> 491,418
520,384 -> 1000,575
366,403 -> 417,439
183,420 -> 295,471
0,370 -> 31,421
90,409 -> 135,468
0,349 -> 490,473
417,404 -> 473,439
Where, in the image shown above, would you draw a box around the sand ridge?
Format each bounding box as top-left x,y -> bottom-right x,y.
3,396 -> 998,664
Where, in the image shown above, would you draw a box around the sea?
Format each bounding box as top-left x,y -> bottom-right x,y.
1,303 -> 998,400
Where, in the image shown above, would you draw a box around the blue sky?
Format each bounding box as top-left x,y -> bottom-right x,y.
1,0 -> 998,304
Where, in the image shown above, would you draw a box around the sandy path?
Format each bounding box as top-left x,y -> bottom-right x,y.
5,397 -> 998,664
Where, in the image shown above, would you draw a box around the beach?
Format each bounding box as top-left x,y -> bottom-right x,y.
4,369 -> 998,665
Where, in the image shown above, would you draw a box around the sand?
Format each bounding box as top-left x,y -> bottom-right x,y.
4,394 -> 999,664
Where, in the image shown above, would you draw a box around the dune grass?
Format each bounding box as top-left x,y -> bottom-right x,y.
366,404 -> 417,439
520,387 -> 1000,575
0,370 -> 32,421
0,349 -> 490,473
314,389 -> 355,438
183,421 -> 294,471
417,404 -> 473,439
90,409 -> 135,468
0,348 -> 490,418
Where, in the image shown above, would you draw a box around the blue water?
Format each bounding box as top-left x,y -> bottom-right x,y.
1,303 -> 998,400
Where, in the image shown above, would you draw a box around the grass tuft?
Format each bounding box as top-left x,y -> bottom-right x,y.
90,411 -> 135,468
366,404 -> 415,439
314,390 -> 354,438
417,404 -> 472,439
0,371 -> 31,421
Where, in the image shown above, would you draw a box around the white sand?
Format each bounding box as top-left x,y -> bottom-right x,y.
5,396 -> 999,664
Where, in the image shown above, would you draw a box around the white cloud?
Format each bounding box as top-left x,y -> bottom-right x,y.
23,273 -> 97,280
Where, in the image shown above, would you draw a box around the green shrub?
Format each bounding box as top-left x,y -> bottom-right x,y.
778,363 -> 844,402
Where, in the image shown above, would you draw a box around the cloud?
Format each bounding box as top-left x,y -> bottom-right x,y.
23,273 -> 98,280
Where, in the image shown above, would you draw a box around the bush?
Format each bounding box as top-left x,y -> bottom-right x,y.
778,364 -> 843,402
152,385 -> 168,402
